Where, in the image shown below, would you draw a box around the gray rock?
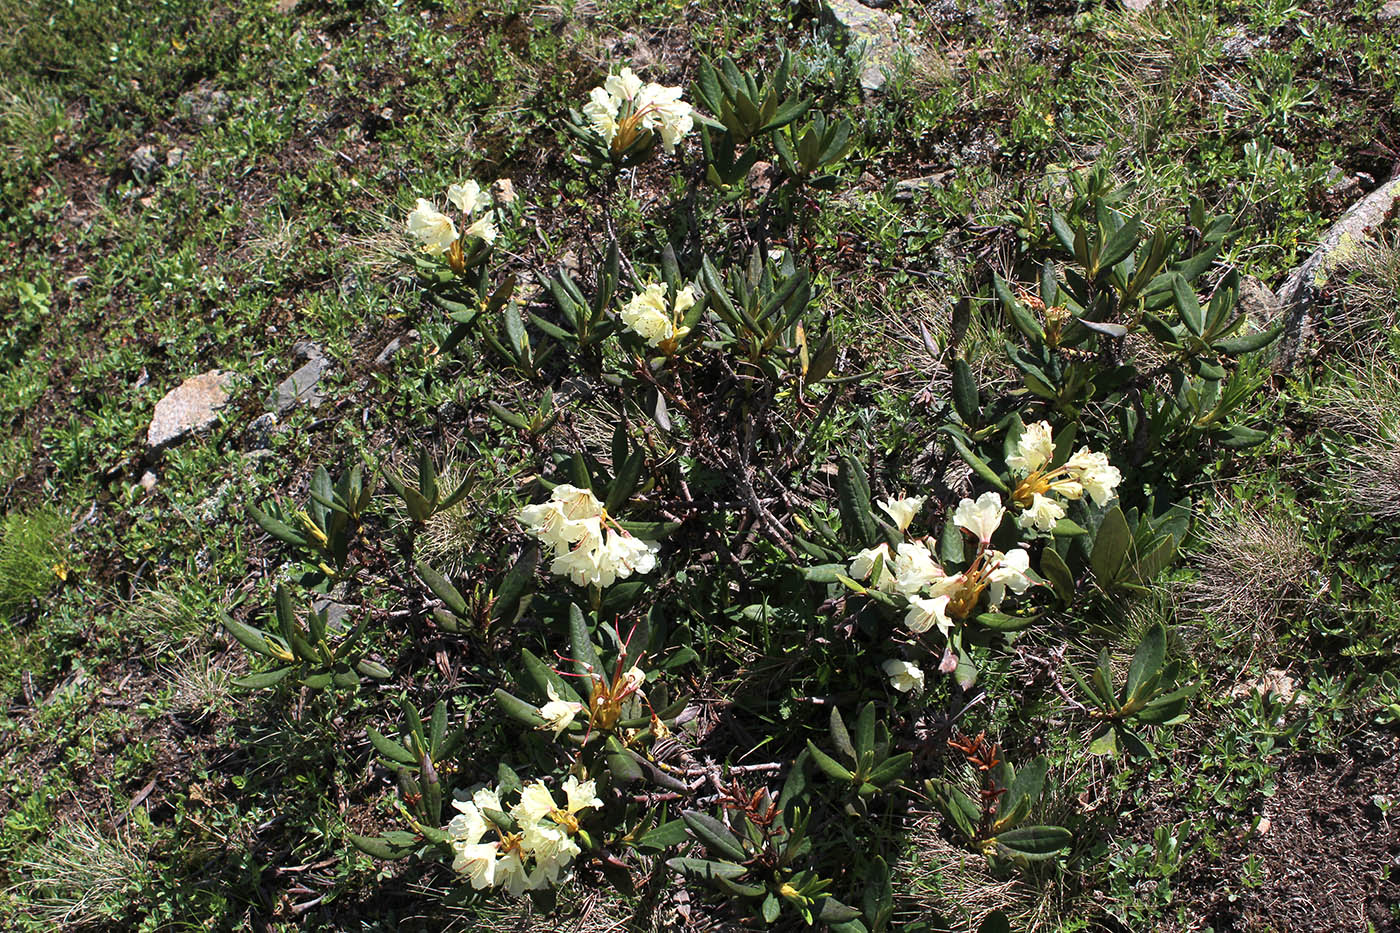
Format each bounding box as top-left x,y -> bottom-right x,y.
147,370 -> 235,450
165,147 -> 185,168
493,178 -> 517,205
894,171 -> 953,201
292,340 -> 326,363
822,0 -> 904,93
1237,275 -> 1282,327
179,84 -> 231,125
1122,0 -> 1154,10
747,161 -> 777,199
268,355 -> 330,413
130,145 -> 160,176
1275,173 -> 1400,370
312,598 -> 351,634
1381,0 -> 1400,19
139,470 -> 159,493
244,412 -> 279,450
374,330 -> 417,366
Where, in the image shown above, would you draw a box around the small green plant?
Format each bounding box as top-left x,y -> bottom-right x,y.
0,507 -> 68,620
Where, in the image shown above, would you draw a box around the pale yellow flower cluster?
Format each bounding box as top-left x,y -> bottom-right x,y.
446,777 -> 602,894
582,67 -> 694,154
518,484 -> 660,588
405,179 -> 498,256
620,283 -> 696,350
1008,421 -> 1123,532
847,491 -> 1033,638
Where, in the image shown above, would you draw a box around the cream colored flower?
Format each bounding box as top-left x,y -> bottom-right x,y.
882,659 -> 925,693
1007,420 -> 1055,476
512,781 -> 558,826
878,495 -> 926,533
472,786 -> 503,814
1015,492 -> 1066,532
451,839 -> 501,888
953,492 -> 1005,545
448,798 -> 489,845
583,86 -> 620,143
523,820 -> 578,886
604,67 -> 645,102
537,683 -> 585,738
1065,448 -> 1123,506
634,82 -> 693,150
407,198 -> 457,255
620,283 -> 692,349
904,593 -> 952,634
848,543 -> 896,592
562,776 -> 603,816
608,529 -> 660,577
495,850 -> 535,895
987,548 -> 1033,609
447,179 -> 491,216
463,211 -> 497,245
892,541 -> 943,596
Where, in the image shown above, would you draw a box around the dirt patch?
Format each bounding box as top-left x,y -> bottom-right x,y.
1171,728 -> 1400,932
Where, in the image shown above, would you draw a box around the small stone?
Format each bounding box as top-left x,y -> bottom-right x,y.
165,147 -> 185,168
492,178 -> 517,205
139,470 -> 158,493
1380,0 -> 1400,19
1122,0 -> 1154,10
746,161 -> 776,199
268,355 -> 330,413
1237,275 -> 1282,327
822,0 -> 904,94
312,598 -> 352,633
147,370 -> 235,450
178,84 -> 231,125
275,0 -> 298,11
244,412 -> 279,450
560,250 -> 581,276
894,172 -> 953,201
130,145 -> 160,176
374,330 -> 417,366
292,340 -> 326,363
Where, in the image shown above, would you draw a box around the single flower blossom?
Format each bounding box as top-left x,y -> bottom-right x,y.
848,543 -> 896,592
1015,492 -> 1066,532
463,212 -> 497,245
1065,447 -> 1123,506
407,198 -> 457,255
447,179 -> 491,216
904,593 -> 952,634
986,548 -> 1034,609
953,491 -> 1005,545
879,495 -> 926,533
892,540 -> 944,596
537,683 -> 585,738
604,67 -> 645,102
511,782 -> 558,825
561,776 -> 603,816
1007,421 -> 1055,475
882,659 -> 925,693
583,86 -> 620,142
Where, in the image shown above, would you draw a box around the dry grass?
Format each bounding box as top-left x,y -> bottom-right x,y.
1186,499 -> 1322,652
896,814 -> 1082,931
415,463 -> 487,580
1325,235 -> 1400,354
161,651 -> 235,722
8,817 -> 151,927
1312,357 -> 1400,522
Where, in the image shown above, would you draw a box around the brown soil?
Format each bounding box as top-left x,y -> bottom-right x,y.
1170,728 -> 1400,933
